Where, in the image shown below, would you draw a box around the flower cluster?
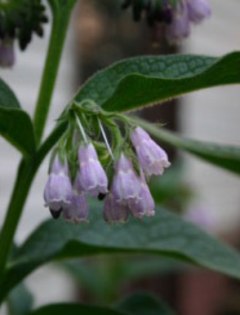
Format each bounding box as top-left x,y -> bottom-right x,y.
44,102 -> 170,224
121,0 -> 211,44
0,0 -> 48,67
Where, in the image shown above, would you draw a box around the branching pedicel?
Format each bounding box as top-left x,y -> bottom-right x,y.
44,101 -> 170,223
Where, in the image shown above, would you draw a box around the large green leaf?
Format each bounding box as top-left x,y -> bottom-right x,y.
118,293 -> 176,315
2,206 -> 240,301
74,52 -> 240,112
29,304 -> 126,315
136,119 -> 240,175
0,78 -> 36,155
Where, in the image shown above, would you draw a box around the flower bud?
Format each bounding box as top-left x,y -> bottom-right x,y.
187,0 -> 211,24
111,154 -> 141,203
63,189 -> 88,223
103,193 -> 129,223
165,3 -> 190,44
43,156 -> 72,218
77,143 -> 108,196
130,127 -> 170,177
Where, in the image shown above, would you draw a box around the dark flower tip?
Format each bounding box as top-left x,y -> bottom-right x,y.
98,193 -> 107,201
50,208 -> 62,219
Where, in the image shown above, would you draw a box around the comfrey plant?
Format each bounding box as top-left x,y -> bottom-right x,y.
44,102 -> 170,223
122,0 -> 211,43
0,0 -> 240,314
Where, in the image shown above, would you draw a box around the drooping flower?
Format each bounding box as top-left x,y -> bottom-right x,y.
63,187 -> 88,223
103,193 -> 129,223
111,153 -> 141,204
165,2 -> 190,44
130,127 -> 170,177
43,156 -> 72,218
77,143 -> 108,196
108,155 -> 156,220
128,172 -> 155,218
0,39 -> 15,68
187,0 -> 211,24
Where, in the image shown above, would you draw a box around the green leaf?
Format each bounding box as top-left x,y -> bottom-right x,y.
136,119 -> 240,175
29,304 -> 126,315
0,78 -> 36,155
74,52 -> 240,112
0,78 -> 20,109
64,257 -> 180,301
7,283 -> 34,315
117,293 -> 175,315
3,206 -> 240,301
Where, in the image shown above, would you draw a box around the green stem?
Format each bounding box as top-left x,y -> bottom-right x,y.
33,5 -> 74,146
0,158 -> 36,282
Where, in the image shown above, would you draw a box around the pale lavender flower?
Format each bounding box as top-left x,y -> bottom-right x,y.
165,2 -> 190,44
184,206 -> 216,233
130,127 -> 170,177
43,156 -> 72,218
77,143 -> 108,196
128,173 -> 155,218
187,0 -> 211,24
0,40 -> 15,68
103,193 -> 129,223
63,188 -> 88,223
111,154 -> 141,203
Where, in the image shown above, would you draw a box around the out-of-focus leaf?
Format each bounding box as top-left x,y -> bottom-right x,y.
149,163 -> 192,208
29,303 -> 126,315
0,78 -> 36,155
7,283 -> 33,315
64,257 -> 181,301
118,293 -> 176,315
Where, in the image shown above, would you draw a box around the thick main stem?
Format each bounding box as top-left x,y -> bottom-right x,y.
0,159 -> 36,282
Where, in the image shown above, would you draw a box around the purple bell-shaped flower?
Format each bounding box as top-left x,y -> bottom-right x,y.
77,143 -> 108,196
43,156 -> 72,219
130,127 -> 170,177
187,0 -> 211,24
